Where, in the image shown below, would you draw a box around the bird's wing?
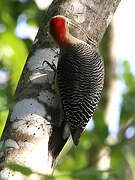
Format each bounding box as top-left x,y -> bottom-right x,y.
57,43 -> 104,145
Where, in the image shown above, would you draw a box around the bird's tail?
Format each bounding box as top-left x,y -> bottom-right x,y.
48,121 -> 69,167
70,128 -> 84,146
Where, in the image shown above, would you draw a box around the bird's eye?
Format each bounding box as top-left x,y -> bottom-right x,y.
66,20 -> 71,26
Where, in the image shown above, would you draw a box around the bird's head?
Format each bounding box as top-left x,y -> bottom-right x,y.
49,15 -> 70,45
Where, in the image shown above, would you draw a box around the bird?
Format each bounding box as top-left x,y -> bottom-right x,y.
48,15 -> 104,163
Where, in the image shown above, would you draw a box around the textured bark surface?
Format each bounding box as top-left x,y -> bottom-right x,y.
0,0 -> 121,179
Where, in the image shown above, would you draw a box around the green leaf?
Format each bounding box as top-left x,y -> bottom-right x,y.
123,61 -> 135,90
6,163 -> 33,176
0,110 -> 9,138
0,31 -> 28,91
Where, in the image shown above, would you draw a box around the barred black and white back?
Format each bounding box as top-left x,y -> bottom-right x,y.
57,43 -> 104,145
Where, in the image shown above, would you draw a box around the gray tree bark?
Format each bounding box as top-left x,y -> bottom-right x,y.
0,0 -> 121,179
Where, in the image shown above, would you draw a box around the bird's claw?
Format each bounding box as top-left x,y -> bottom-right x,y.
42,60 -> 57,72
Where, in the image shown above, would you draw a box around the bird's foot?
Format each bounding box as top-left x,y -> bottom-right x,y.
42,60 -> 57,72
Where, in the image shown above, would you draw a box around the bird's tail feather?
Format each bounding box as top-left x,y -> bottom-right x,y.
48,121 -> 69,167
70,128 -> 84,146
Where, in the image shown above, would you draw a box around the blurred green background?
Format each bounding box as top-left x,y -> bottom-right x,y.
0,0 -> 135,180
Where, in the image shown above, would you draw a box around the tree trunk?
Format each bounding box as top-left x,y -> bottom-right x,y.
0,0 -> 121,179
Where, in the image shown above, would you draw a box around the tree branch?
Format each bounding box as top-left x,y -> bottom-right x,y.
0,0 -> 121,179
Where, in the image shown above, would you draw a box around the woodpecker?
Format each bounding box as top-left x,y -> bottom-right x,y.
48,15 -> 104,158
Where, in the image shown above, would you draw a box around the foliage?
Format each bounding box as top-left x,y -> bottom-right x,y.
0,0 -> 44,137
120,61 -> 135,124
5,163 -> 54,180
6,163 -> 33,176
0,1 -> 135,180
